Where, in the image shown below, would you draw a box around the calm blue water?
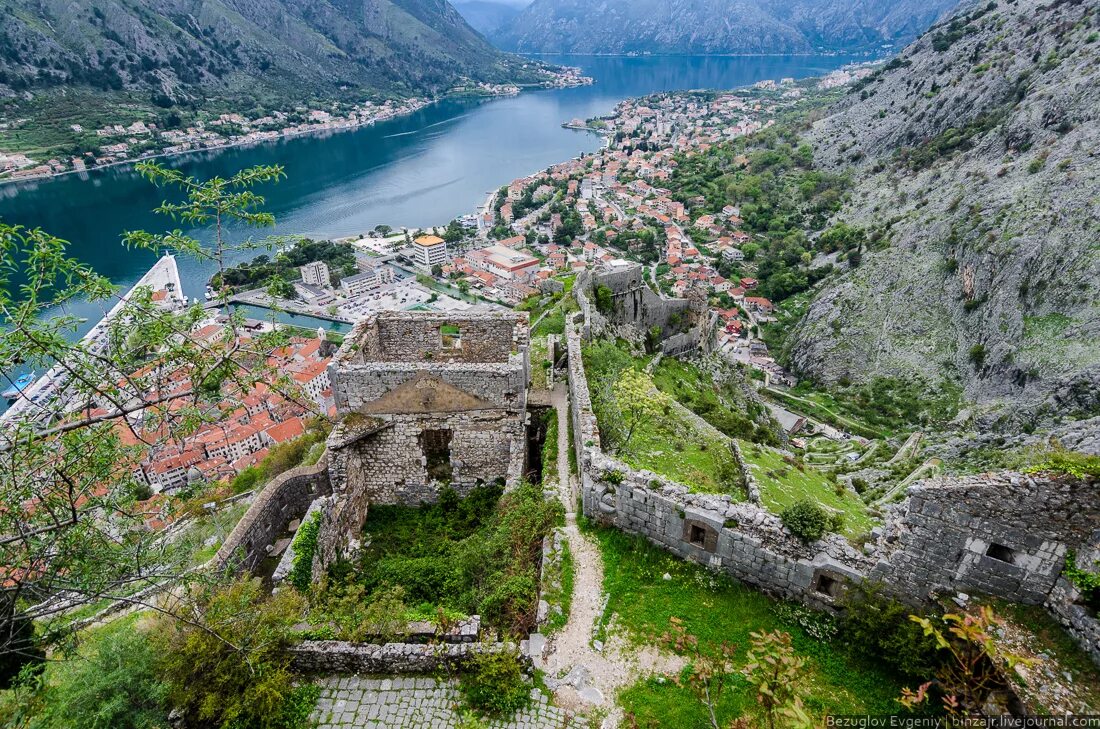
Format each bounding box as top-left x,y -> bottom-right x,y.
0,54 -> 856,325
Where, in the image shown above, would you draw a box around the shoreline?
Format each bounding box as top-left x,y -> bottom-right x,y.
0,80 -> 592,190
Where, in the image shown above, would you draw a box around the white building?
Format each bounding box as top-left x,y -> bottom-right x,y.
411,235 -> 448,268
301,260 -> 331,287
341,266 -> 395,297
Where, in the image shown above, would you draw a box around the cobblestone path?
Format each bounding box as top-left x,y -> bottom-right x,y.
310,676 -> 577,728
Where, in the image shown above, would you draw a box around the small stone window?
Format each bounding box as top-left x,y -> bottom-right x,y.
986,543 -> 1016,564
814,573 -> 841,598
688,524 -> 707,548
440,324 -> 462,350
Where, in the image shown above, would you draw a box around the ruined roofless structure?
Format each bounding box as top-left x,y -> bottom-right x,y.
309,311 -> 531,567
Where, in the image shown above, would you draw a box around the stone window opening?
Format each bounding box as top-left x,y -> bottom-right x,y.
688,524 -> 707,548
420,429 -> 454,483
814,573 -> 841,599
440,324 -> 462,350
986,543 -> 1016,564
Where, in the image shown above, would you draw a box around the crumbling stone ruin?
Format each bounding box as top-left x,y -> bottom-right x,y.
575,263 -> 716,355
316,311 -> 531,569
215,311 -> 532,582
562,313 -> 1100,665
215,305 -> 1100,670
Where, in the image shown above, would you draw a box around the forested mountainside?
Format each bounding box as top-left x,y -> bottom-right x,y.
0,0 -> 533,104
787,0 -> 1100,438
492,0 -> 961,54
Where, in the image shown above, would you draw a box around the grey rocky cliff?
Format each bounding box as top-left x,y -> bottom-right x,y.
493,0 -> 961,55
787,0 -> 1100,432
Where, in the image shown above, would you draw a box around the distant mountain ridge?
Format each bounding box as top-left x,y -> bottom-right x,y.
492,0 -> 963,55
453,0 -> 528,37
0,0 -> 534,104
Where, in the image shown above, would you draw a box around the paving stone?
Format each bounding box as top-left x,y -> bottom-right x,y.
309,675 -> 583,729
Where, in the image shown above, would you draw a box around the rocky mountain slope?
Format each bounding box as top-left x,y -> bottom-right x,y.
492,0 -> 961,54
787,0 -> 1100,431
453,0 -> 528,37
0,0 -> 534,104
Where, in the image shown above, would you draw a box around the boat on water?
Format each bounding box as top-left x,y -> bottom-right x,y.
2,372 -> 36,401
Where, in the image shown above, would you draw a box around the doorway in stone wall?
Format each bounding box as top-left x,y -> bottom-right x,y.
420,429 -> 454,483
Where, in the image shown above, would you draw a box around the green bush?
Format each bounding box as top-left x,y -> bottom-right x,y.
458,649 -> 530,718
153,578 -> 310,729
8,622 -> 168,729
290,511 -> 321,592
1063,551 -> 1100,612
229,465 -> 263,494
351,483 -> 561,635
839,584 -> 941,680
780,500 -> 832,542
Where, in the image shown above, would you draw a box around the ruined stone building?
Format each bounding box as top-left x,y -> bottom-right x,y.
216,311 -> 533,579
318,311 -> 530,567
576,263 -> 715,355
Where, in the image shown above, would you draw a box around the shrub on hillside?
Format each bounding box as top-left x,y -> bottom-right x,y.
780,500 -> 842,542
2,622 -> 168,729
839,583 -> 941,680
458,649 -> 530,718
152,578 -> 310,729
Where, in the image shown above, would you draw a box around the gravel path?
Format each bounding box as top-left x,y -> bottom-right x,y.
537,384 -> 685,727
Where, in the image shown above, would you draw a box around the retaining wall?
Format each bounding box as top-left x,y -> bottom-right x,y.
288,641 -> 517,675
213,456 -> 332,574
564,315 -> 1100,654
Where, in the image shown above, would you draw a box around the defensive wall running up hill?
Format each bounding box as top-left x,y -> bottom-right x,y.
563,312 -> 1100,664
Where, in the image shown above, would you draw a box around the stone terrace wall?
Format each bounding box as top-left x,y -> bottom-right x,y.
870,473 -> 1100,605
213,456 -> 332,574
335,311 -> 528,365
288,641 -> 518,675
565,316 -> 1100,635
564,315 -> 869,610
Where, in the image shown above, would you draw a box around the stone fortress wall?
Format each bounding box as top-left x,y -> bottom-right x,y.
576,264 -> 716,355
563,313 -> 1100,662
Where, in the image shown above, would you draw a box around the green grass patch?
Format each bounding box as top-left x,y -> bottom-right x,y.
1023,313 -> 1073,339
620,406 -> 742,496
739,441 -> 874,536
592,526 -> 912,724
583,342 -> 742,497
651,356 -> 779,446
341,483 -> 561,636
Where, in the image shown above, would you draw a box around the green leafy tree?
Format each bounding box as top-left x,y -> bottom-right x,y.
0,162 -> 326,667
900,607 -> 1032,715
7,623 -> 169,729
610,369 -> 672,452
744,630 -> 811,729
153,578 -> 311,729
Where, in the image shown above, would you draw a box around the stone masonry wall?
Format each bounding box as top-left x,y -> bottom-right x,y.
337,312 -> 527,365
335,413 -> 524,504
564,315 -> 1100,651
288,641 -> 518,675
213,456 -> 332,574
564,314 -> 868,610
1047,578 -> 1100,666
583,266 -> 693,336
869,473 -> 1100,604
331,364 -> 527,414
